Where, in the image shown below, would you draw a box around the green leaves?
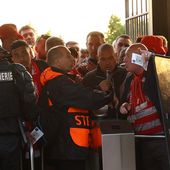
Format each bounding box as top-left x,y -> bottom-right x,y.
105,15 -> 125,44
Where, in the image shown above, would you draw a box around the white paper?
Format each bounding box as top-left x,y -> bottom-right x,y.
131,53 -> 148,71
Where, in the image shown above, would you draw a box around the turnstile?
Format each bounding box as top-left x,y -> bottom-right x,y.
90,119 -> 136,170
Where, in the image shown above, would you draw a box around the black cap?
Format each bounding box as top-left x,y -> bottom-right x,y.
10,40 -> 29,52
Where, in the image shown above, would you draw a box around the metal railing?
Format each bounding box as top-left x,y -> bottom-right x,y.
125,0 -> 149,42
19,119 -> 44,170
125,12 -> 149,42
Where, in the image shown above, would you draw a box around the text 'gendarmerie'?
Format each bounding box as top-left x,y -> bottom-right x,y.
0,72 -> 13,81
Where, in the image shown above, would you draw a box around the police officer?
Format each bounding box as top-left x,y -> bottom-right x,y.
0,47 -> 36,170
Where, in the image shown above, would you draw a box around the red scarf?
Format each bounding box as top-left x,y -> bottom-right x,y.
129,72 -> 163,134
31,60 -> 42,99
130,72 -> 145,114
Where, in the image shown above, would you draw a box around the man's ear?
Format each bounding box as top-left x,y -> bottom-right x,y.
138,47 -> 141,54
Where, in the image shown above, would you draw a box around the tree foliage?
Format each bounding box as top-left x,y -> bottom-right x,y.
105,15 -> 125,44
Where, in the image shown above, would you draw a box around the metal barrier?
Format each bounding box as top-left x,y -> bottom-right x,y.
18,118 -> 167,170
27,136 -> 34,170
89,117 -> 170,170
135,135 -> 165,138
41,146 -> 44,170
18,119 -> 44,170
23,133 -> 45,170
90,119 -> 136,170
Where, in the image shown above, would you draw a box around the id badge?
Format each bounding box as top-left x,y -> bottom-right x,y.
30,127 -> 44,144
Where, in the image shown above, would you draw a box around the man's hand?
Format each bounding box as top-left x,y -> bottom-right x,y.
139,49 -> 153,62
99,80 -> 111,92
120,102 -> 131,114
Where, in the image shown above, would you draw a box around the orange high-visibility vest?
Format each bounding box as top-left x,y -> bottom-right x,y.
40,67 -> 91,148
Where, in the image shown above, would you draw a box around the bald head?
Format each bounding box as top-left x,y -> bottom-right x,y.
98,43 -> 114,55
47,45 -> 74,72
124,43 -> 148,74
97,43 -> 117,72
126,43 -> 148,55
47,45 -> 66,65
45,36 -> 65,52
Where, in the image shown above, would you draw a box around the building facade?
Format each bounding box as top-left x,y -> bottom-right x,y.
125,0 -> 170,54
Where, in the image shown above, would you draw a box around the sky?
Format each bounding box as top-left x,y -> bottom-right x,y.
0,0 -> 125,48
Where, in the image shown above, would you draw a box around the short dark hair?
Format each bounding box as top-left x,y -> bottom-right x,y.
36,34 -> 51,43
66,41 -> 79,47
115,34 -> 131,42
135,36 -> 143,43
97,43 -> 113,54
86,31 -> 105,42
69,47 -> 78,59
19,25 -> 36,34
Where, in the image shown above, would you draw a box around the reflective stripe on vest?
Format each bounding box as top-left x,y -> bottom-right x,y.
70,128 -> 90,147
40,67 -> 63,85
68,107 -> 89,113
68,107 -> 90,147
41,67 -> 90,148
127,103 -> 163,134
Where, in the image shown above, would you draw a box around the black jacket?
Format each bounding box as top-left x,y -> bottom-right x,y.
38,67 -> 113,159
82,65 -> 127,118
0,59 -> 36,133
46,67 -> 113,110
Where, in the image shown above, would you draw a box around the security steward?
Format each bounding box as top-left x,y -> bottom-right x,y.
38,45 -> 113,170
0,46 -> 36,170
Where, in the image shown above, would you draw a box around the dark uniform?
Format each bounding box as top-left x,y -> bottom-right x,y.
0,54 -> 36,170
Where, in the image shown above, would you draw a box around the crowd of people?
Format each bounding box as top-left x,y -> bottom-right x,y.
0,23 -> 169,170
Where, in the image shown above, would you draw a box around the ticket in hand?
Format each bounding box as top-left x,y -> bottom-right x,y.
131,53 -> 148,70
